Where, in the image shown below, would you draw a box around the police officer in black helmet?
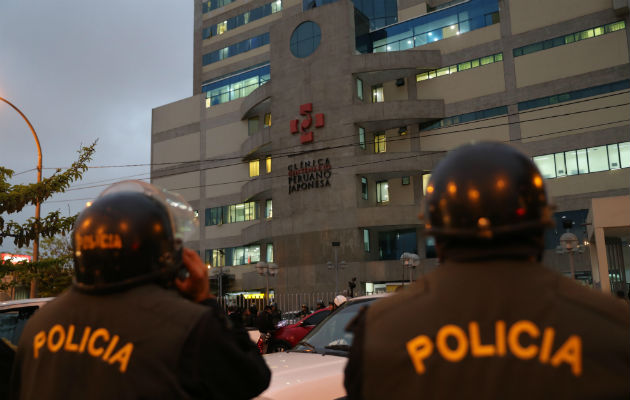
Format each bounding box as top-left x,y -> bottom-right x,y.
10,181 -> 270,399
345,142 -> 629,399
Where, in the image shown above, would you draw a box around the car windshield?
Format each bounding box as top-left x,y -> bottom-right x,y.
292,297 -> 380,356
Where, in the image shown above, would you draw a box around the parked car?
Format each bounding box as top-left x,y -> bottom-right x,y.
269,306 -> 331,352
256,294 -> 388,400
0,297 -> 53,345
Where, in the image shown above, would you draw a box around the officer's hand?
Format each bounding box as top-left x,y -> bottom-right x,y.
175,248 -> 215,303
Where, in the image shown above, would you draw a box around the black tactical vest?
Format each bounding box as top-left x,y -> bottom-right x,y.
13,285 -> 209,399
359,260 -> 629,399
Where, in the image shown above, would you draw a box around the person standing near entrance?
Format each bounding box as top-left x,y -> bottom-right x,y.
10,181 -> 270,399
345,142 -> 629,399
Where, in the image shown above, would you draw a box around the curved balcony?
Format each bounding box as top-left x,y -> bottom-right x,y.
241,219 -> 272,244
352,50 -> 442,84
353,99 -> 444,132
240,82 -> 272,119
241,176 -> 272,201
241,127 -> 272,158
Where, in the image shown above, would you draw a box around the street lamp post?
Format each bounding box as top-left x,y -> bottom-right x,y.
556,219 -> 584,280
0,97 -> 42,299
400,252 -> 420,284
327,241 -> 347,295
256,261 -> 279,304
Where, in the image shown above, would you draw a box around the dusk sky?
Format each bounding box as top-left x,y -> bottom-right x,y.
0,1 -> 193,253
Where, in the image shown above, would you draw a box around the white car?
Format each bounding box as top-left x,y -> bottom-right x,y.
0,297 -> 53,345
256,294 -> 388,400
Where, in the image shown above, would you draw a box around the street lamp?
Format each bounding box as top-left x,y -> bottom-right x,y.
256,261 -> 278,304
327,241 -> 347,295
210,265 -> 228,300
400,252 -> 420,284
0,96 -> 42,299
555,219 -> 584,280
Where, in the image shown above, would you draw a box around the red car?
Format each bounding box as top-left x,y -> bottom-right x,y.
270,307 -> 332,352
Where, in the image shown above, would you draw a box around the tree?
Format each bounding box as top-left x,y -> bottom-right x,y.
2,235 -> 74,297
0,142 -> 96,298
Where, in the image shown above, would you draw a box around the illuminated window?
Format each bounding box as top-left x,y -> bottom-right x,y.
266,156 -> 272,173
374,134 -> 386,153
422,173 -> 431,195
363,229 -> 370,252
217,21 -> 228,35
372,85 -> 384,103
249,160 -> 260,177
361,177 -> 368,200
264,113 -> 272,127
265,199 -> 273,219
376,181 -> 389,203
227,202 -> 258,223
266,243 -> 274,262
359,127 -> 366,149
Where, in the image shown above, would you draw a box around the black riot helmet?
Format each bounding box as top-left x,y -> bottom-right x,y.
424,142 -> 553,256
72,180 -> 197,293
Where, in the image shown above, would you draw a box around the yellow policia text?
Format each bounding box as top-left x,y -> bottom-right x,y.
76,232 -> 123,251
406,320 -> 581,377
33,325 -> 134,373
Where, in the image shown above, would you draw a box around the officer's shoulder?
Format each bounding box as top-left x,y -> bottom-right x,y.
555,276 -> 628,327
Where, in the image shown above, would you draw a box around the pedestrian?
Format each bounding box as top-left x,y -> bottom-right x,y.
270,302 -> 282,327
298,304 -> 310,317
315,300 -> 326,310
10,181 -> 270,399
257,305 -> 275,354
344,142 -> 629,399
228,304 -> 244,329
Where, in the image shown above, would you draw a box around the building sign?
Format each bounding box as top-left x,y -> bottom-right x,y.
290,103 -> 324,144
1,253 -> 32,264
288,158 -> 332,194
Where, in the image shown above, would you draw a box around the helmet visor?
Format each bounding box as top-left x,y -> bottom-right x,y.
97,180 -> 198,241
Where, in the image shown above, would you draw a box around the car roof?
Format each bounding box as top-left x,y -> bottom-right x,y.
0,297 -> 54,311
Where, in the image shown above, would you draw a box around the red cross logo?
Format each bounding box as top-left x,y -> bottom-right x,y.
290,103 -> 324,144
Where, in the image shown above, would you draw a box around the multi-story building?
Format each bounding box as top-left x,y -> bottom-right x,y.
151,0 -> 630,301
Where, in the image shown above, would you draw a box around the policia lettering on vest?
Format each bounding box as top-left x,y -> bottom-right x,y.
33,325 -> 133,373
407,320 -> 581,377
344,143 -> 629,400
10,181 -> 270,400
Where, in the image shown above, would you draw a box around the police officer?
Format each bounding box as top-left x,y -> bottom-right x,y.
345,142 -> 629,399
10,181 -> 270,399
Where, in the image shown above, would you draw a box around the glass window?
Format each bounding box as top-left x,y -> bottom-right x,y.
587,146 -> 608,172
422,173 -> 431,195
402,176 -> 410,185
264,113 -> 272,127
374,134 -> 386,153
290,21 -> 322,58
372,85 -> 384,103
576,149 -> 588,174
212,249 -> 225,267
607,144 -> 620,169
376,181 -> 389,203
266,243 -> 274,262
249,160 -> 260,177
533,155 -> 556,179
619,142 -> 630,168
266,156 -> 272,173
363,229 -> 370,252
554,153 -> 566,177
265,199 -> 273,219
425,236 -> 436,258
357,78 -> 364,100
206,207 -> 223,226
359,127 -> 366,149
248,117 -> 259,136
564,150 -> 579,175
361,177 -> 368,200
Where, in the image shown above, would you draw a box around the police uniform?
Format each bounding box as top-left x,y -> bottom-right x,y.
345,143 -> 630,399
11,285 -> 269,399
9,181 -> 270,399
345,259 -> 630,399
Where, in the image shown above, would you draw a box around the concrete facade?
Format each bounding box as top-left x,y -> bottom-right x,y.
152,0 -> 630,297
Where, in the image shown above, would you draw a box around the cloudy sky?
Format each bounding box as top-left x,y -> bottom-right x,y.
0,0 -> 193,253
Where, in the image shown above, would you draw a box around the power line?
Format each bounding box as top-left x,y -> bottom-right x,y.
44,117 -> 630,204
34,89 -> 630,172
